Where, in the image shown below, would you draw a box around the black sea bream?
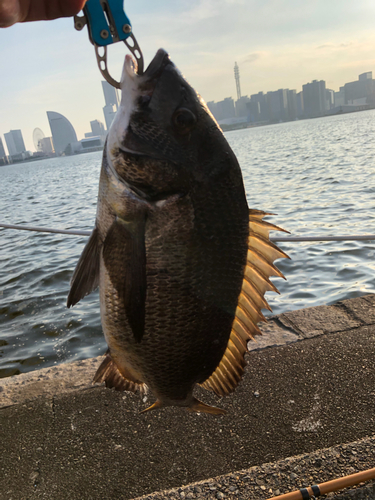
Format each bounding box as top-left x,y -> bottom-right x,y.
67,49 -> 289,414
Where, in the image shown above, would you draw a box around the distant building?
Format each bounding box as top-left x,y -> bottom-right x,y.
206,101 -> 218,119
235,96 -> 250,118
47,111 -> 78,155
0,137 -> 9,165
326,89 -> 334,110
217,97 -> 235,121
0,137 -> 6,158
343,72 -> 375,105
90,119 -> 106,137
334,87 -> 345,107
4,129 -> 26,157
81,137 -> 102,149
287,89 -> 298,121
266,89 -> 288,122
102,81 -> 119,108
302,80 -> 327,117
39,137 -> 55,155
296,91 -> 304,118
247,92 -> 268,122
206,98 -> 235,121
102,81 -> 120,131
103,104 -> 118,131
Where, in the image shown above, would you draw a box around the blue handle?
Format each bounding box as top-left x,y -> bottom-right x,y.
84,0 -> 132,46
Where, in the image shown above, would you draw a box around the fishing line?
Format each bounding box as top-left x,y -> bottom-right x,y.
1,223 -> 375,243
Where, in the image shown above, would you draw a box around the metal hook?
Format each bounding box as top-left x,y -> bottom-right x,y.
94,33 -> 144,89
74,0 -> 144,88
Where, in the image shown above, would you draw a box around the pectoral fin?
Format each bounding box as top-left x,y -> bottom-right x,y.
67,228 -> 100,308
103,216 -> 147,343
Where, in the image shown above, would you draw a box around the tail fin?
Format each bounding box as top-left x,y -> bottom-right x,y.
140,398 -> 225,415
189,398 -> 226,415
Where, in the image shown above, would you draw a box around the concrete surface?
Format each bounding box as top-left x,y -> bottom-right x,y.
1,295 -> 375,499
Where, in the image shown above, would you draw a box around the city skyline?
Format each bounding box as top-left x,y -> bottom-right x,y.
1,65 -> 374,160
1,0 -> 375,152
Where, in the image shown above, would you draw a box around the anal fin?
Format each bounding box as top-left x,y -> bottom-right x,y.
93,352 -> 146,395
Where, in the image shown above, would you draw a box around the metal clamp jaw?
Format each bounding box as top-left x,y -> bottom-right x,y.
74,0 -> 143,88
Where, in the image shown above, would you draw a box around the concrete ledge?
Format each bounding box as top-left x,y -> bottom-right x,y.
134,435 -> 375,499
1,295 -> 375,499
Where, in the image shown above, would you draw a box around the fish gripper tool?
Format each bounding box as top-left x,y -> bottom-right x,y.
74,0 -> 144,88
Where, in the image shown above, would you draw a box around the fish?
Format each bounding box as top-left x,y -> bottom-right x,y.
67,48 -> 289,415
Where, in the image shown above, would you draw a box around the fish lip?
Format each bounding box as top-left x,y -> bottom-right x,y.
143,48 -> 173,79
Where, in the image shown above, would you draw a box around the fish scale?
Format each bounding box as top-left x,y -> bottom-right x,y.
67,48 -> 289,414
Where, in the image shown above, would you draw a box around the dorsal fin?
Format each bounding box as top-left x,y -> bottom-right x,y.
201,209 -> 289,397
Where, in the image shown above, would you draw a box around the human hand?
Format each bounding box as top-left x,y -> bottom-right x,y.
0,0 -> 86,27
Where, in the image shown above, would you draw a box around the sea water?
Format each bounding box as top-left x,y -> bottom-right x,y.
1,110 -> 375,377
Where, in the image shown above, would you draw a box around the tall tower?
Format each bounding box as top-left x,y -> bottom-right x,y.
4,130 -> 26,157
234,62 -> 241,100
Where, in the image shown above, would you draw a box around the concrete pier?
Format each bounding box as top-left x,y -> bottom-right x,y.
1,295 -> 375,499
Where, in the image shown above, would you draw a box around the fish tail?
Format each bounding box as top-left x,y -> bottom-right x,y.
139,400 -> 163,414
188,398 -> 226,415
140,398 -> 225,415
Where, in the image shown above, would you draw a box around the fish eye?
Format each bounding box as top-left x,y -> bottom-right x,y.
172,108 -> 197,135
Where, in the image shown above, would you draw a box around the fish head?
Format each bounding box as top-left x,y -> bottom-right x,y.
107,49 -> 235,199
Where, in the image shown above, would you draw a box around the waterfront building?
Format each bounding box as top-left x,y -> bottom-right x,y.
90,119 -> 106,137
343,72 -> 375,105
235,96 -> 250,118
4,129 -> 26,157
47,111 -> 78,156
302,80 -> 327,117
206,98 -> 235,122
215,97 -> 235,121
247,92 -> 269,123
0,137 -> 9,165
326,89 -> 335,110
0,137 -> 6,158
266,89 -> 288,122
39,137 -> 55,154
296,91 -> 304,118
334,87 -> 345,107
287,89 -> 298,121
206,101 -> 218,119
246,100 -> 261,123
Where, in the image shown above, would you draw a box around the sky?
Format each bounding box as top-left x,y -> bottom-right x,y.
1,0 -> 375,152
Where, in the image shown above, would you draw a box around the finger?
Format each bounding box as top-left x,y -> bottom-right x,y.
22,0 -> 87,22
0,0 -> 21,27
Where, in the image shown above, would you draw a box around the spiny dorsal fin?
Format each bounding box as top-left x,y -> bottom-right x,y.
93,352 -> 147,395
201,210 -> 289,397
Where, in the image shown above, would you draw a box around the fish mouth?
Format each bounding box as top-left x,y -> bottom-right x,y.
143,48 -> 172,79
123,48 -> 172,82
